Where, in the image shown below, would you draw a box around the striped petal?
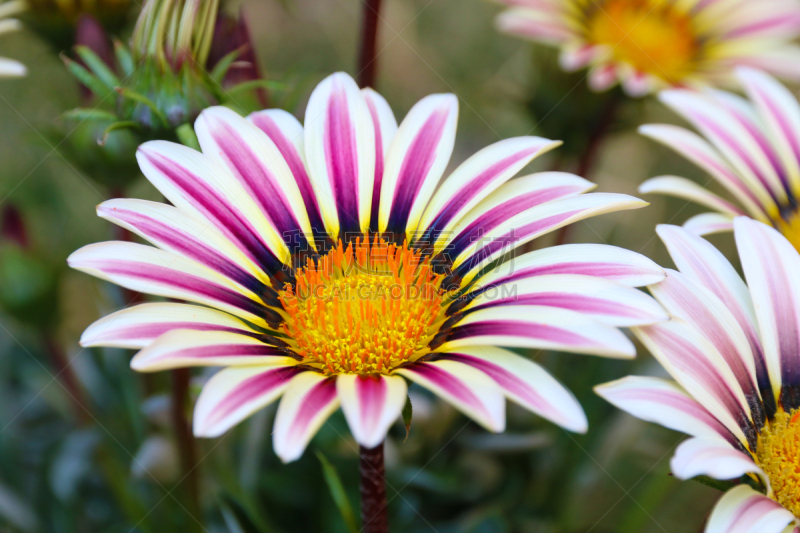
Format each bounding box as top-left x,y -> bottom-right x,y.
650,270 -> 762,415
463,274 -> 668,327
495,7 -> 575,44
194,106 -> 315,251
97,198 -> 268,291
639,176 -> 744,216
136,141 -> 287,272
595,376 -> 736,444
632,320 -> 753,447
737,67 -> 800,209
437,346 -> 587,433
670,437 -> 763,482
362,88 -> 398,231
472,243 -> 666,289
418,137 -> 562,243
452,193 -> 647,282
639,124 -> 767,219
272,372 -> 340,463
130,330 -> 292,371
441,305 -> 636,358
397,360 -> 505,432
658,91 -> 784,213
303,72 -> 375,237
588,63 -> 619,93
735,217 -> 800,410
705,485 -> 795,533
247,108 -> 325,234
444,171 -> 594,260
67,242 -> 269,326
193,364 -> 302,438
379,93 -> 458,239
683,212 -> 735,235
337,374 -> 407,448
79,302 -> 258,349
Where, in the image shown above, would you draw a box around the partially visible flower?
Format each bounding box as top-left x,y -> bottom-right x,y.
0,1 -> 26,77
63,0 -> 269,142
70,72 -> 667,462
494,0 -> 800,96
640,68 -> 800,251
597,219 -> 800,533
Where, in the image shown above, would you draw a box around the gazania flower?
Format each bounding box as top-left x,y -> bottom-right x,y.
640,68 -> 800,251
597,218 -> 800,533
0,1 -> 26,77
494,0 -> 800,96
70,72 -> 667,462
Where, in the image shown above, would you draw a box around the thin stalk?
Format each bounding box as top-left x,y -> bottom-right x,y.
554,93 -> 623,246
357,0 -> 382,88
359,442 -> 388,533
43,335 -> 91,425
171,367 -> 201,529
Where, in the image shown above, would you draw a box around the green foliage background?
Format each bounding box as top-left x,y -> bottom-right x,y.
0,0 -> 745,531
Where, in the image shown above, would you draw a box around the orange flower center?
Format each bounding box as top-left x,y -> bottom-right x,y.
586,0 -> 699,81
277,238 -> 449,376
756,409 -> 800,516
776,210 -> 800,253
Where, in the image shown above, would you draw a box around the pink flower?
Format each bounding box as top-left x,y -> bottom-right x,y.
494,0 -> 800,96
597,218 -> 800,532
70,72 -> 666,462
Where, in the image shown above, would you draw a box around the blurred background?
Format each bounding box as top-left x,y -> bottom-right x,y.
0,0 -> 744,531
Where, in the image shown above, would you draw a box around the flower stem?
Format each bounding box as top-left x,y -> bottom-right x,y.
171,368 -> 201,528
554,92 -> 623,246
359,442 -> 388,533
357,0 -> 382,88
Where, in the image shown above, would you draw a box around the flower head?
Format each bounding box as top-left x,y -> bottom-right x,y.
0,1 -> 26,77
70,72 -> 667,462
597,218 -> 800,531
640,68 -> 800,251
495,0 -> 800,96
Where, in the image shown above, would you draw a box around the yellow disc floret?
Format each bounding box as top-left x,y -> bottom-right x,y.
756,409 -> 800,516
586,0 -> 699,81
776,210 -> 800,253
278,237 -> 449,376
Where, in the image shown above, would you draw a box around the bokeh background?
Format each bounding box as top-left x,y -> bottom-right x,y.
0,0 -> 746,531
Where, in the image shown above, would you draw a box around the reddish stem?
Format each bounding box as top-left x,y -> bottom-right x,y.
357,0 -> 383,88
171,368 -> 201,524
44,336 -> 91,425
360,442 -> 389,533
554,94 -> 622,246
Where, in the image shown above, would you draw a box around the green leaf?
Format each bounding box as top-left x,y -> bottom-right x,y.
61,108 -> 118,122
219,494 -> 268,533
224,79 -> 286,99
113,38 -> 135,76
210,45 -> 245,83
316,452 -> 358,533
61,53 -> 112,98
99,121 -> 139,145
116,87 -> 168,125
690,475 -> 737,492
74,45 -> 119,90
402,394 -> 413,442
176,123 -> 200,151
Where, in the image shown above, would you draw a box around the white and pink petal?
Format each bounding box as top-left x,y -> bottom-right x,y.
337,374 -> 407,448
670,437 -> 763,482
130,329 -> 293,371
595,376 -> 736,444
397,359 -> 505,432
437,346 -> 587,433
272,372 -> 340,463
79,302 -> 259,349
705,485 -> 795,533
193,364 -> 302,438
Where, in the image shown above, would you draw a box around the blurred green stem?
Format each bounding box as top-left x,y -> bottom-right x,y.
43,335 -> 91,425
357,0 -> 382,88
171,367 -> 201,530
360,442 -> 388,533
554,92 -> 623,246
